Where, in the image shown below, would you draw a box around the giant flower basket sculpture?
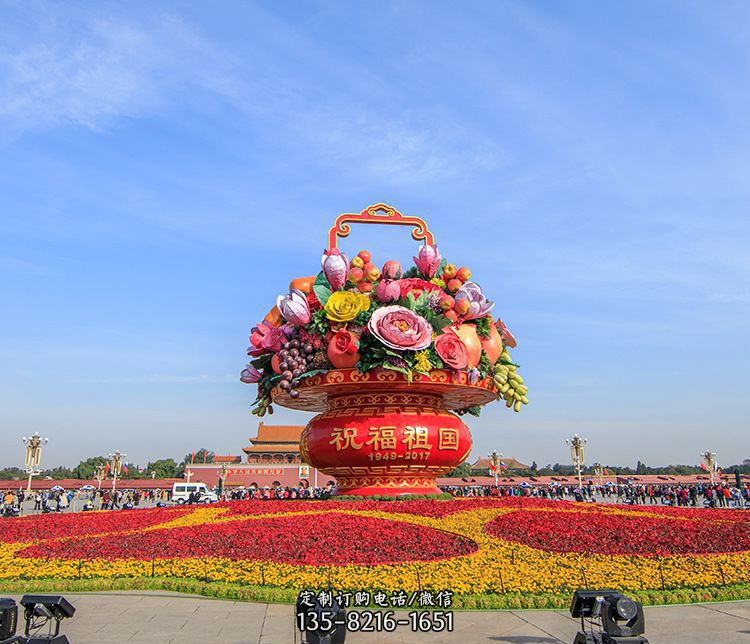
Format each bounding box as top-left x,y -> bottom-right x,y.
241,204 -> 527,496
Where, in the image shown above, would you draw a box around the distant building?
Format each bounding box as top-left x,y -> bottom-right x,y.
213,454 -> 242,464
471,456 -> 530,471
243,422 -> 304,464
184,422 -> 331,488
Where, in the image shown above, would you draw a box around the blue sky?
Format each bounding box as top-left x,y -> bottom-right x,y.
1,1 -> 748,470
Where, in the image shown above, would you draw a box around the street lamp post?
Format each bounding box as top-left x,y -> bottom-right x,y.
22,432 -> 48,493
593,464 -> 604,487
488,451 -> 503,487
108,450 -> 126,493
700,451 -> 718,486
218,463 -> 229,498
566,434 -> 587,491
94,463 -> 107,490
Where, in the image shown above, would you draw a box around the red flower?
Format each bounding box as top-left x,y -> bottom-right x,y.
434,329 -> 470,370
486,507 -> 750,556
19,514 -> 478,565
0,506 -> 192,543
398,278 -> 441,299
306,290 -> 321,312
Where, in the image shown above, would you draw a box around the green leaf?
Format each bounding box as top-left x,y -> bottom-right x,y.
478,350 -> 493,379
405,291 -> 417,310
465,405 -> 483,417
313,284 -> 332,307
307,308 -> 329,336
475,316 -> 491,339
383,361 -> 413,383
353,310 -> 372,326
297,368 -> 329,380
249,353 -> 272,370
436,258 -> 447,278
314,270 -> 331,288
422,310 -> 453,332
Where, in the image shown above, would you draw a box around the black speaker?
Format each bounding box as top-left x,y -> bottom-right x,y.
19,597 -> 75,621
0,598 -> 18,640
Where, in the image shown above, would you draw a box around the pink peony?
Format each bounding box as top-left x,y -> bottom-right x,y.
367,305 -> 433,352
412,244 -> 441,278
247,321 -> 286,356
434,329 -> 470,370
321,248 -> 349,291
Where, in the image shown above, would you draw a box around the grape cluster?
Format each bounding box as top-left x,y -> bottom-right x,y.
277,339 -> 314,399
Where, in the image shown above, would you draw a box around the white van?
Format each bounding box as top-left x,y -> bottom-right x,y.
171,482 -> 218,504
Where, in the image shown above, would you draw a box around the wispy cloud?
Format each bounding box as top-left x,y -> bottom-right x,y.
0,14 -> 237,135
296,108 -> 500,185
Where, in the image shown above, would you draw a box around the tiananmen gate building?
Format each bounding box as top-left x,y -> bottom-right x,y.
183,422 -> 334,488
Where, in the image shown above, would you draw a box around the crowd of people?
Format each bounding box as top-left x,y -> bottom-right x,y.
2,480 -> 749,516
441,480 -> 750,507
1,486 -> 173,516
224,484 -> 333,500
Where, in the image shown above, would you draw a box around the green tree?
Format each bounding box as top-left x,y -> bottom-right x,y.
0,467 -> 25,481
43,465 -> 73,479
182,449 -> 214,465
71,456 -> 107,480
445,462 -> 472,478
144,458 -> 182,479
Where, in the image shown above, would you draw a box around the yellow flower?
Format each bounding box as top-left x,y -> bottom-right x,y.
414,350 -> 433,373
324,291 -> 370,322
430,277 -> 446,288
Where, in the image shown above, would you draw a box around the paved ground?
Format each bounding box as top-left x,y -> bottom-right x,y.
6,592 -> 750,643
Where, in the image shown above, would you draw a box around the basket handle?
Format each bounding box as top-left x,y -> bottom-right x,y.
327,203 -> 435,249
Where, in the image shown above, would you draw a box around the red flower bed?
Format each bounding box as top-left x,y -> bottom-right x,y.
221,497 -> 554,519
18,514 -> 478,565
486,509 -> 750,556
0,506 -> 192,543
619,504 -> 750,522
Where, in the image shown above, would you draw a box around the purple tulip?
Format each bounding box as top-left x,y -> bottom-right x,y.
454,282 -> 494,320
412,244 -> 441,278
276,288 -> 311,326
322,248 -> 349,291
240,365 -> 262,383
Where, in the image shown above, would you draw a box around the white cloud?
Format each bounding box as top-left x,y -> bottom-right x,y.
0,14 -> 237,134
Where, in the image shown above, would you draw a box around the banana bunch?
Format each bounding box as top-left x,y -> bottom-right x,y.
493,349 -> 528,412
